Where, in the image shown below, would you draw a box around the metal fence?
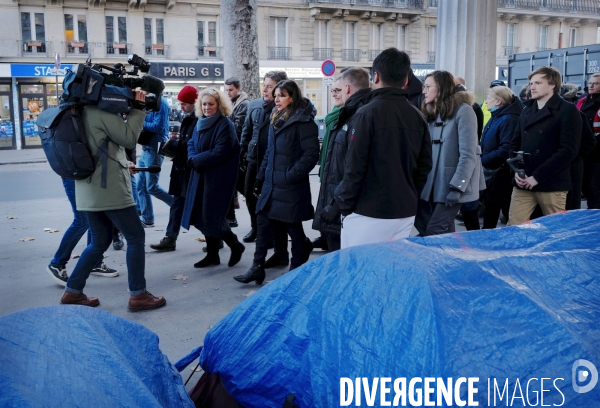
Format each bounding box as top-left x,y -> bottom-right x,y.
268,47 -> 291,60
306,0 -> 423,9
342,49 -> 361,61
498,0 -> 600,14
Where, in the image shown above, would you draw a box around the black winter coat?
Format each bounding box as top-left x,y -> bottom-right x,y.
312,88 -> 371,234
241,98 -> 272,168
229,92 -> 249,140
168,113 -> 198,197
480,96 -> 522,170
256,99 -> 320,223
508,94 -> 581,192
181,113 -> 240,237
577,94 -> 600,162
334,87 -> 432,218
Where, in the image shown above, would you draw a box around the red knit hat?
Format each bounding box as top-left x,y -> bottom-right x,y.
178,85 -> 198,104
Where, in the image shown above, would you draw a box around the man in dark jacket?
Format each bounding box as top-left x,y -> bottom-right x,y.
312,67 -> 370,251
149,86 -> 198,251
576,73 -> 600,209
334,48 -> 432,248
507,66 -> 582,225
240,70 -> 288,242
224,77 -> 250,228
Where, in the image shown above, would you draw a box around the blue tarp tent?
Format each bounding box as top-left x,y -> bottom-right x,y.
0,306 -> 194,407
190,210 -> 600,407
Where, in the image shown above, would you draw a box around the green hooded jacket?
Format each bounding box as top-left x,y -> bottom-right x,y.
75,105 -> 146,212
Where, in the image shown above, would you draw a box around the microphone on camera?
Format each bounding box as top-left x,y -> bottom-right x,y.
132,165 -> 161,173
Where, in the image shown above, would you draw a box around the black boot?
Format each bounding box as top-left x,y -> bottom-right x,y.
194,237 -> 220,268
233,263 -> 266,285
202,239 -> 223,252
223,232 -> 245,267
264,252 -> 289,268
311,236 -> 328,251
150,236 -> 176,252
243,228 -> 257,243
290,238 -> 314,271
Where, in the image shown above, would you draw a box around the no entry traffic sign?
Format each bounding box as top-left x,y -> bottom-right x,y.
321,60 -> 336,77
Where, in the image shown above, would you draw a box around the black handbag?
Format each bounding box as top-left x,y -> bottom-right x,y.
137,130 -> 153,146
159,136 -> 179,158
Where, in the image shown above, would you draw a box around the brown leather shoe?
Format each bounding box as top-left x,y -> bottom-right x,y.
128,290 -> 166,312
60,291 -> 100,307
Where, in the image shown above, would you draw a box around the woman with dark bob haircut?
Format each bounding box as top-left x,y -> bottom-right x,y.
234,80 -> 320,284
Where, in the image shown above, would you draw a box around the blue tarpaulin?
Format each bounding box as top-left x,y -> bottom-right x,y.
195,210 -> 600,407
0,306 -> 194,408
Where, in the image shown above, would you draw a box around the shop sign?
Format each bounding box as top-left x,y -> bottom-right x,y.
11,64 -> 75,77
412,64 -> 435,80
148,62 -> 224,80
259,67 -> 324,78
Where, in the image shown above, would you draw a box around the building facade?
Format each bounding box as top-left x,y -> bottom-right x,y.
0,0 -> 599,149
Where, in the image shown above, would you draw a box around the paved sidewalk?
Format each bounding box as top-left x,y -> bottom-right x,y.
0,145 -> 145,165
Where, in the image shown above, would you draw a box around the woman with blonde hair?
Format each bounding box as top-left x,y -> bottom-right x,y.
181,88 -> 245,268
480,85 -> 522,228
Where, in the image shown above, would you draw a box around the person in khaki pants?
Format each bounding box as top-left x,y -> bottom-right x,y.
507,66 -> 581,225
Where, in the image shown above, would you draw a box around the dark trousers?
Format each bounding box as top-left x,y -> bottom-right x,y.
65,206 -> 146,295
326,233 -> 341,252
483,187 -> 512,229
567,158 -> 584,211
166,196 -> 186,239
244,163 -> 260,229
254,211 -> 306,268
583,160 -> 600,209
423,201 -> 462,236
414,199 -> 432,236
460,199 -> 481,231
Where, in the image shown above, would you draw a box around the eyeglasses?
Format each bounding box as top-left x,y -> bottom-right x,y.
589,82 -> 600,87
422,85 -> 437,91
331,88 -> 342,94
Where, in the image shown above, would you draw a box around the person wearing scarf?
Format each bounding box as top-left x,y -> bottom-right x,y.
181,88 -> 245,268
312,81 -> 344,251
234,80 -> 320,285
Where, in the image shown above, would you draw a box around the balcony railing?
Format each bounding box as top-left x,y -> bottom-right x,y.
198,45 -> 222,58
313,48 -> 333,60
429,0 -> 438,6
306,0 -> 423,9
342,49 -> 360,61
537,46 -> 552,51
21,40 -> 48,56
65,41 -> 89,56
498,0 -> 600,14
145,44 -> 169,57
368,49 -> 384,61
268,47 -> 291,60
503,46 -> 520,56
427,51 -> 435,63
106,43 -> 131,56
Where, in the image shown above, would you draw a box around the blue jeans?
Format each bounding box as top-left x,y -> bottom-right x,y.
51,178 -> 101,268
166,196 -> 186,239
65,206 -> 146,295
131,174 -> 139,209
137,145 -> 173,224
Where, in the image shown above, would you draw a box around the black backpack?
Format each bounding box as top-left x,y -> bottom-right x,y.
37,107 -> 108,182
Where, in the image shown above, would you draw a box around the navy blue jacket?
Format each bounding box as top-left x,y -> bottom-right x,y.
182,113 -> 240,237
256,99 -> 320,223
480,96 -> 522,170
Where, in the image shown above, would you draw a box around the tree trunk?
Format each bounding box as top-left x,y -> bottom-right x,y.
220,0 -> 260,100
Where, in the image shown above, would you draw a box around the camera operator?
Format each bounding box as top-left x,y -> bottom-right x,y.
60,91 -> 166,311
137,92 -> 173,228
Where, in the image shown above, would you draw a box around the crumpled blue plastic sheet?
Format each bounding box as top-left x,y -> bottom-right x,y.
0,306 -> 194,408
195,210 -> 600,407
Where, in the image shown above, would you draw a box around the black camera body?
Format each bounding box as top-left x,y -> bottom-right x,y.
61,54 -> 165,112
506,151 -> 531,179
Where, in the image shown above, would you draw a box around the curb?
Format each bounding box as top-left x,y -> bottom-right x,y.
0,160 -> 48,166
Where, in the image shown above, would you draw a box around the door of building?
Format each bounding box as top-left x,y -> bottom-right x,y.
0,83 -> 15,149
19,82 -> 60,148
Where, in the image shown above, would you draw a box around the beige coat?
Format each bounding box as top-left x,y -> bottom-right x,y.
75,106 -> 145,211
